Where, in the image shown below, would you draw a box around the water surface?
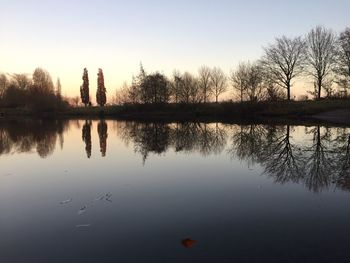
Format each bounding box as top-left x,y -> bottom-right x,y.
1,119 -> 350,262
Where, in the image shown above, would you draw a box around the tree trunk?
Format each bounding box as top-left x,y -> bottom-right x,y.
287,82 -> 291,101
318,78 -> 322,99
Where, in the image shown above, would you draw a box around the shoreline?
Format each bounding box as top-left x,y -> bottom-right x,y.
1,100 -> 350,126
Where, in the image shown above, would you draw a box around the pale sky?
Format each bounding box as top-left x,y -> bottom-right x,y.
1,0 -> 349,99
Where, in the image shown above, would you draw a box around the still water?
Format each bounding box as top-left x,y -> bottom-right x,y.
1,119 -> 350,262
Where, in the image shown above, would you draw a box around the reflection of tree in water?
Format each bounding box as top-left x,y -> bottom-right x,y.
97,119 -> 108,157
171,123 -> 198,152
303,126 -> 334,192
228,124 -> 267,166
0,120 -> 68,158
228,124 -> 350,193
82,120 -> 92,158
118,122 -> 228,164
263,125 -> 303,184
134,123 -> 170,164
0,129 -> 11,155
115,121 -> 350,193
332,129 -> 350,191
196,123 -> 227,156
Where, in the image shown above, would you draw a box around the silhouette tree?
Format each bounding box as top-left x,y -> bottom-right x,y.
335,28 -> 350,95
261,36 -> 306,100
198,66 -> 213,103
80,68 -> 90,106
245,63 -> 264,102
29,68 -> 58,110
96,68 -> 106,106
82,120 -> 92,158
97,119 -> 108,157
306,26 -> 337,99
0,74 -> 8,101
56,78 -> 62,100
230,63 -> 248,102
32,68 -> 54,94
11,73 -> 32,90
231,62 -> 264,102
170,70 -> 183,103
210,67 -> 227,103
140,72 -> 169,104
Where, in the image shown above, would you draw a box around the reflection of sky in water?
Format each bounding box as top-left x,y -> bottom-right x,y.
1,120 -> 350,262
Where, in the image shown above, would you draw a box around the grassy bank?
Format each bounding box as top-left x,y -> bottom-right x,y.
1,99 -> 350,123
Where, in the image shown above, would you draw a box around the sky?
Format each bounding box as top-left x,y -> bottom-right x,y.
1,0 -> 350,99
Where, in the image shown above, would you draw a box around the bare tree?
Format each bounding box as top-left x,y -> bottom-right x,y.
32,68 -> 54,94
230,63 -> 248,102
261,36 -> 306,100
170,70 -> 183,103
114,82 -> 131,105
56,78 -> 62,99
210,67 -> 227,103
0,74 -> 8,100
335,28 -> 350,95
245,62 -> 264,102
306,26 -> 337,99
11,73 -> 32,90
198,66 -> 212,103
179,72 -> 200,103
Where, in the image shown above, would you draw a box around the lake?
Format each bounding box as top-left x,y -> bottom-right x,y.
1,119 -> 350,262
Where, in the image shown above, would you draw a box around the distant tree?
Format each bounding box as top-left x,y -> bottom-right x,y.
263,79 -> 285,102
32,68 -> 54,94
335,28 -> 350,95
0,74 -> 8,100
306,26 -> 337,99
140,72 -> 169,104
134,63 -> 146,103
96,68 -> 106,106
261,36 -> 306,100
198,66 -> 212,103
11,73 -> 32,90
71,96 -> 80,107
170,70 -> 183,103
231,62 -> 264,102
128,77 -> 140,104
97,119 -> 108,157
210,67 -> 227,103
230,63 -> 248,102
179,72 -> 200,103
114,82 -> 131,105
56,78 -> 62,99
80,68 -> 90,106
245,63 -> 264,102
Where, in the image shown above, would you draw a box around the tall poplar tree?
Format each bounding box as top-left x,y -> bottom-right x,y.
96,68 -> 106,106
80,68 -> 90,106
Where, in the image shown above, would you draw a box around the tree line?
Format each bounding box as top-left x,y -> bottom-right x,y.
0,68 -> 65,110
1,25 -> 349,109
113,26 -> 350,105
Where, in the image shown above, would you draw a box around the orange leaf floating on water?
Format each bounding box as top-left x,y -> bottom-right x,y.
181,238 -> 196,248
